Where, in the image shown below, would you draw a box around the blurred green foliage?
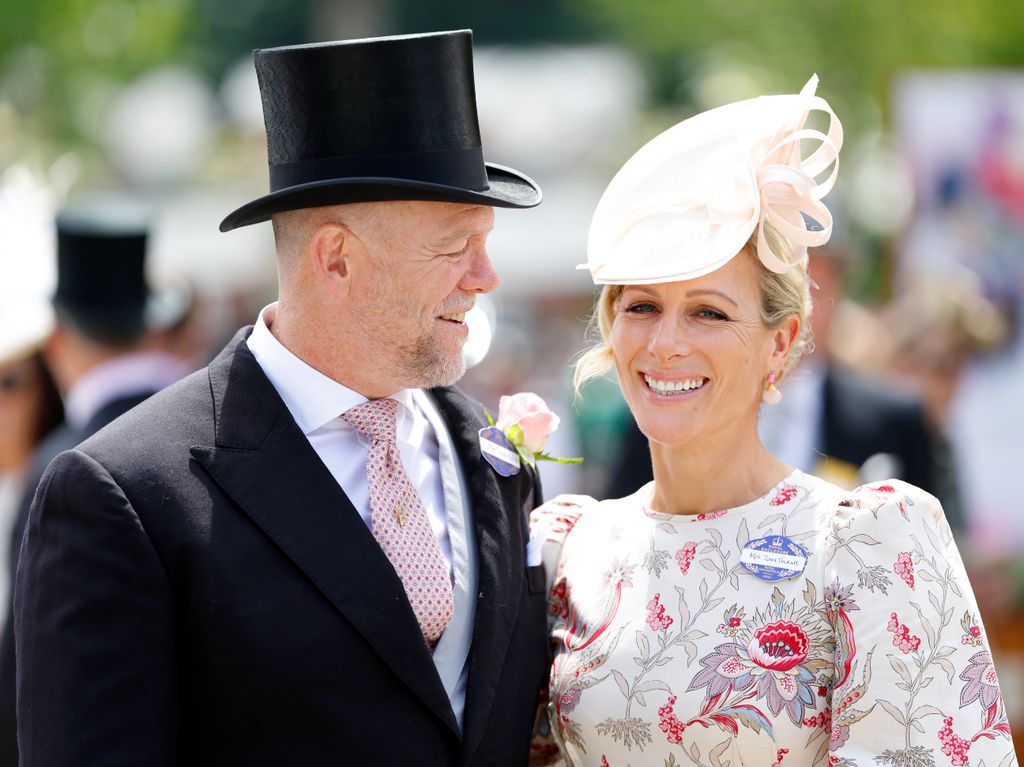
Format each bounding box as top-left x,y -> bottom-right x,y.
569,0 -> 1024,126
3,0 -> 1023,176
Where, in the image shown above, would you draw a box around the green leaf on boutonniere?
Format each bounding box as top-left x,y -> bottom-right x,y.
484,408 -> 495,427
506,423 -> 524,447
536,452 -> 584,465
516,444 -> 536,467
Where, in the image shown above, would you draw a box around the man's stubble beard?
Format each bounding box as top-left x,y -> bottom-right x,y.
400,329 -> 466,389
352,297 -> 466,391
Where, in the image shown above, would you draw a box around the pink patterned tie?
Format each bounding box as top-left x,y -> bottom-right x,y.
342,398 -> 454,648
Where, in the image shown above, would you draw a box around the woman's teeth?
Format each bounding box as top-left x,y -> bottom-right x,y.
644,375 -> 706,394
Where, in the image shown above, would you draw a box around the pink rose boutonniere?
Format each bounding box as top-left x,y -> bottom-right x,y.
478,392 -> 582,476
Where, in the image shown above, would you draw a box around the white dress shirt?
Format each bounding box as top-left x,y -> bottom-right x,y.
245,304 -> 453,573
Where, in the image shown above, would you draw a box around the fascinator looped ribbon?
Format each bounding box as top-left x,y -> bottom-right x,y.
583,75 -> 844,285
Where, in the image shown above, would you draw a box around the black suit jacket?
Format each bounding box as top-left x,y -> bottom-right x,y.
0,393 -> 154,767
819,364 -> 936,494
15,330 -> 548,766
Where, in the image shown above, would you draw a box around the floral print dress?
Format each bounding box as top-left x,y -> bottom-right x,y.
531,471 -> 1017,767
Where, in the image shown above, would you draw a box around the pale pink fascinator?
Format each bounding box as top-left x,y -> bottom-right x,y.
583,75 -> 843,285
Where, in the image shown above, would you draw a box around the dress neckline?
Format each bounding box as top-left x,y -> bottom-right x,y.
638,468 -> 805,523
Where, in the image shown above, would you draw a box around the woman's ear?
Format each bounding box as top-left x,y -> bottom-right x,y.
310,221 -> 354,299
769,313 -> 800,373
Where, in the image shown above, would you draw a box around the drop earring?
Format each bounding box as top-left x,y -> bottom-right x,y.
762,373 -> 782,405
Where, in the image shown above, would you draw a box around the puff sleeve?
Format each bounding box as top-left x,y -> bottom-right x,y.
822,480 -> 1017,767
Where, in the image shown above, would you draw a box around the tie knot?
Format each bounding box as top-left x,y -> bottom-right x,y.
341,398 -> 399,444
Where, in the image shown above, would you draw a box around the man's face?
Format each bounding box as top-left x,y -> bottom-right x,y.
345,201 -> 498,392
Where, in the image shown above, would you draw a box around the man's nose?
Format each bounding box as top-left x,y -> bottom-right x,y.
460,246 -> 500,294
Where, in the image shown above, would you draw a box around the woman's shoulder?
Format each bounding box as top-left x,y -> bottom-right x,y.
530,484 -> 651,550
807,473 -> 950,542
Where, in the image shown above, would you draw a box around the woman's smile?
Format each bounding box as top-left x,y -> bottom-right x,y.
641,372 -> 709,398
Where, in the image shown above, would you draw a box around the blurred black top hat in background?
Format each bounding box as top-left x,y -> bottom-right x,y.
220,29 -> 542,232
54,204 -> 193,346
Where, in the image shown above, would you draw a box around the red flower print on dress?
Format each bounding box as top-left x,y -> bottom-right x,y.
549,578 -> 569,619
893,551 -> 915,589
695,509 -> 727,521
600,757 -> 609,767
771,748 -> 790,767
675,542 -> 697,574
802,707 -> 832,730
770,485 -> 799,506
747,621 -> 809,672
938,717 -> 972,766
690,616 -> 816,726
716,605 -> 745,638
657,695 -> 686,744
886,612 -> 921,653
646,592 -> 674,631
960,611 -> 984,647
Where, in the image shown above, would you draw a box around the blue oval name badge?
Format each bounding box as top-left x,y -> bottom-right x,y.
740,535 -> 808,582
478,426 -> 521,477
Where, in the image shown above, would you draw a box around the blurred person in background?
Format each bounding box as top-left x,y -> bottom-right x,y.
0,205 -> 192,766
530,78 -> 1016,766
16,31 -> 549,766
757,240 -> 939,494
884,270 -> 1009,533
0,299 -> 63,766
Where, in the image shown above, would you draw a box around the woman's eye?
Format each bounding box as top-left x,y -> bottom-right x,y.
624,302 -> 658,314
697,307 -> 728,321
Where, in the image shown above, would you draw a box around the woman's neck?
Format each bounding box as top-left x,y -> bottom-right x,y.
648,427 -> 791,516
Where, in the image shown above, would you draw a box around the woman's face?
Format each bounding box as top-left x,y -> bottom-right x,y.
0,355 -> 44,471
611,251 -> 794,450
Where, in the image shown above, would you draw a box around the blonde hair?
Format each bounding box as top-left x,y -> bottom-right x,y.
573,222 -> 813,396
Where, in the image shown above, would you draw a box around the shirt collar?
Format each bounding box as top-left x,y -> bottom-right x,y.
246,303 -> 419,435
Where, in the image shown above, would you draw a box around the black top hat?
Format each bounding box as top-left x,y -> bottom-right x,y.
53,205 -> 193,346
220,30 -> 542,232
54,209 -> 151,345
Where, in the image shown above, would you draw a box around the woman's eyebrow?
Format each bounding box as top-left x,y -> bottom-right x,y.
686,289 -> 738,307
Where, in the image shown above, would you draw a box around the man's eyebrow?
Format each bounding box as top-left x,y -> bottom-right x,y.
431,227 -> 487,250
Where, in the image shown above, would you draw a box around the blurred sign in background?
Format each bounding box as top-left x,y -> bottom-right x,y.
3,0 -> 1024,745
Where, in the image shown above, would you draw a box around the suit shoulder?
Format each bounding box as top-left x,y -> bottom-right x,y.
78,368 -> 214,462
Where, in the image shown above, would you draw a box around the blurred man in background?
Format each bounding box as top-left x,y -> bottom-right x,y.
0,206 -> 192,766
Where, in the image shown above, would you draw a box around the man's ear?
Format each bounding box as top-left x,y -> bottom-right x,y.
310,221 -> 354,298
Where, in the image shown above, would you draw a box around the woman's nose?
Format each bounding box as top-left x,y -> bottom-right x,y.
646,314 -> 692,362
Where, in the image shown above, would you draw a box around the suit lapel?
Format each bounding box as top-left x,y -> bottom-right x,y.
429,387 -> 526,759
190,331 -> 458,736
